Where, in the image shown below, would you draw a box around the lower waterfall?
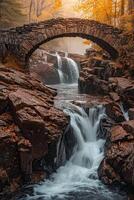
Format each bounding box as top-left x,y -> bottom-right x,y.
21,101 -> 126,200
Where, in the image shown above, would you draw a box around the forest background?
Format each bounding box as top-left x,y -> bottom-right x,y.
0,0 -> 133,31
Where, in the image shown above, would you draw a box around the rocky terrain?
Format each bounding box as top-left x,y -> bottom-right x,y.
0,66 -> 69,198
78,49 -> 134,188
29,49 -> 83,85
0,44 -> 134,198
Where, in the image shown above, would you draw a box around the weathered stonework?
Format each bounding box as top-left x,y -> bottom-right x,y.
0,18 -> 133,67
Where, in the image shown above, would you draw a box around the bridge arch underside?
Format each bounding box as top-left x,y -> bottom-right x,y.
25,33 -> 119,65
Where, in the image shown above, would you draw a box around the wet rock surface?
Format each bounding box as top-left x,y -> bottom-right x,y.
30,62 -> 59,85
0,66 -> 69,198
79,49 -> 134,188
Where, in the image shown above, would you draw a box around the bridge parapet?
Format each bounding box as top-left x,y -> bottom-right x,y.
0,18 -> 133,69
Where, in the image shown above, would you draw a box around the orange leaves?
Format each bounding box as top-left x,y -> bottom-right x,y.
53,0 -> 62,10
75,0 -> 113,24
83,39 -> 91,45
75,0 -> 133,30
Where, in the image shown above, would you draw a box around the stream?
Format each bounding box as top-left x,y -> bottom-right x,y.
17,53 -> 128,200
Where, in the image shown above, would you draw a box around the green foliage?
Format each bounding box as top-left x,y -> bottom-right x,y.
0,0 -> 26,28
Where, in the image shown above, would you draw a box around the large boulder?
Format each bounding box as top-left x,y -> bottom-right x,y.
98,123 -> 134,186
78,50 -> 134,188
128,108 -> 134,120
0,66 -> 69,197
30,62 -> 59,84
109,77 -> 134,108
79,56 -> 124,95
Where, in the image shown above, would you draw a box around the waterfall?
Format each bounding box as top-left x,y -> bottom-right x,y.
65,56 -> 79,83
64,104 -> 105,169
23,104 -> 123,200
120,102 -> 129,121
56,52 -> 79,84
20,50 -> 127,200
56,52 -> 65,83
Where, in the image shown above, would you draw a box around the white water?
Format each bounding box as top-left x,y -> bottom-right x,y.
120,102 -> 129,121
63,104 -> 105,169
65,57 -> 79,83
19,52 -> 127,200
22,102 -> 126,200
56,52 -> 65,83
56,52 -> 79,84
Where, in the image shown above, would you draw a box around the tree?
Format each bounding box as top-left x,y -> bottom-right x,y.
0,0 -> 26,28
75,0 -> 113,24
120,0 -> 125,15
28,0 -> 62,23
128,0 -> 134,14
75,0 -> 133,30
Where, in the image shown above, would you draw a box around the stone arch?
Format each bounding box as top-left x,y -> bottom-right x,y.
1,18 -> 124,66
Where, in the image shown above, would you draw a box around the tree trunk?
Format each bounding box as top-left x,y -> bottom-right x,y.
128,0 -> 134,14
29,0 -> 33,23
114,0 -> 117,26
121,0 -> 125,16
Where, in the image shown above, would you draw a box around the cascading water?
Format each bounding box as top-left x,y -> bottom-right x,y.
63,104 -> 105,169
18,50 -> 127,200
20,104 -> 126,200
56,52 -> 65,83
56,52 -> 79,84
65,56 -> 79,83
120,102 -> 129,121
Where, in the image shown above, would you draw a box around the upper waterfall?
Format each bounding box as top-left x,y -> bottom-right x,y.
56,52 -> 79,84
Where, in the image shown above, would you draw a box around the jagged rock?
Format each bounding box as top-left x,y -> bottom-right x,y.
79,56 -> 124,95
18,138 -> 32,183
0,66 -> 69,196
122,120 -> 134,135
0,112 -> 21,195
99,124 -> 134,186
109,77 -> 134,107
78,49 -> 134,188
110,125 -> 130,142
79,74 -> 109,95
98,159 -> 121,185
109,92 -> 120,102
128,108 -> 134,120
30,62 -> 59,84
105,102 -> 125,122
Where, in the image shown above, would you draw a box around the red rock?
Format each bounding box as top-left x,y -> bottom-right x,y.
110,125 -> 130,142
109,92 -> 120,102
109,77 -> 134,107
116,77 -> 133,91
128,108 -> 134,120
78,49 -> 134,188
0,119 -> 21,193
122,120 -> 134,135
0,66 -> 69,195
105,102 -> 125,122
30,62 -> 59,84
122,152 -> 134,185
98,160 -> 121,185
18,139 -> 32,182
99,124 -> 134,186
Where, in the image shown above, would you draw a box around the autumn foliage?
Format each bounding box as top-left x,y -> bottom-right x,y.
0,0 -> 133,31
75,0 -> 134,30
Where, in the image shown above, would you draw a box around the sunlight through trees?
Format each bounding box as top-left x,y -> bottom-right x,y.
75,0 -> 134,30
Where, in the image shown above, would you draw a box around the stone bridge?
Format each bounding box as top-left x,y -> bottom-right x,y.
0,18 -> 133,67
